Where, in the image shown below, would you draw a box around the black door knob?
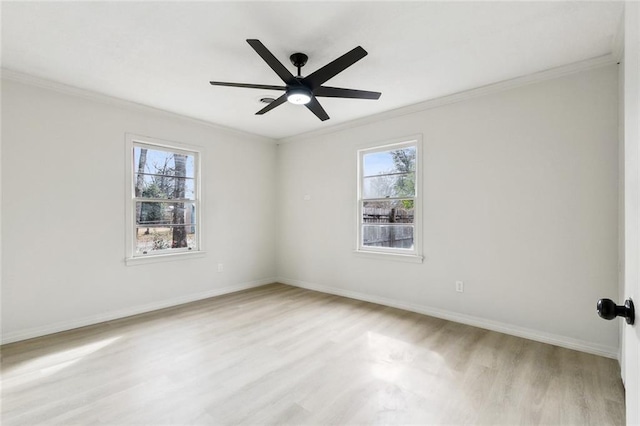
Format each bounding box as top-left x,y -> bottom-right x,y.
597,298 -> 635,325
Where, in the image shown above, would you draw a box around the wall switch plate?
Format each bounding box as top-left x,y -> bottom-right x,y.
217,263 -> 224,273
456,281 -> 464,292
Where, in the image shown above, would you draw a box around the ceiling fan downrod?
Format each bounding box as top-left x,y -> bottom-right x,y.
289,52 -> 308,77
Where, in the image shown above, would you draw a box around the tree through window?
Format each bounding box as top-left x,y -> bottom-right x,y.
358,140 -> 421,257
132,143 -> 199,256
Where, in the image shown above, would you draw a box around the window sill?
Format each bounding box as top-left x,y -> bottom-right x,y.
353,250 -> 424,263
125,251 -> 207,266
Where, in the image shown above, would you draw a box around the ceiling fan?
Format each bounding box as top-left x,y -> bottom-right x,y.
209,39 -> 382,121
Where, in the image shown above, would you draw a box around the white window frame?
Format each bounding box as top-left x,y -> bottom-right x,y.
125,133 -> 205,266
355,136 -> 423,263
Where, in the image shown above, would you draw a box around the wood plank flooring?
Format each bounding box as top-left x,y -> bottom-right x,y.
1,283 -> 625,425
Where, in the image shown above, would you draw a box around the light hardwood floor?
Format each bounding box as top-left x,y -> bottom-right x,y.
1,283 -> 625,425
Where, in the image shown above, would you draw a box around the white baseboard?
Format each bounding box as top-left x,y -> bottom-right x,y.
277,277 -> 618,360
1,278 -> 276,345
4,277 -> 618,360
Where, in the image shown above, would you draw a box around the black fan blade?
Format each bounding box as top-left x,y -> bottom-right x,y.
210,81 -> 287,91
313,86 -> 381,100
256,94 -> 287,115
305,96 -> 330,121
303,46 -> 368,89
246,39 -> 297,86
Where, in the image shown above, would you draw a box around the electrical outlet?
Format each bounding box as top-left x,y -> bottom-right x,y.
217,263 -> 224,273
455,281 -> 464,293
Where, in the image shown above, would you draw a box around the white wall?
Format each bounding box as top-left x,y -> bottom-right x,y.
277,65 -> 620,356
1,64 -> 621,357
1,78 -> 277,343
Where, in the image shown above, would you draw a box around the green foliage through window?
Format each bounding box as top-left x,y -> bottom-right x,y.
133,144 -> 197,255
360,142 -> 418,251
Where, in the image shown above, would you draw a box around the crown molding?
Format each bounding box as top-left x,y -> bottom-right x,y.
612,6 -> 625,63
0,68 -> 275,144
278,54 -> 618,144
2,53 -> 618,145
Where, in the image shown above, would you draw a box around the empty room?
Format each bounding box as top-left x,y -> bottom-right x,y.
1,1 -> 639,425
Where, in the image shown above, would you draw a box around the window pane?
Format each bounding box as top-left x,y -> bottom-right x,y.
134,174 -> 195,200
135,201 -> 197,253
135,226 -> 197,254
363,173 -> 415,199
133,146 -> 195,179
363,146 -> 416,177
136,201 -> 196,226
362,200 -> 414,224
362,225 -> 414,249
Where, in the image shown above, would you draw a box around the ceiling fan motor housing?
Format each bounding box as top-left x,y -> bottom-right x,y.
286,86 -> 312,105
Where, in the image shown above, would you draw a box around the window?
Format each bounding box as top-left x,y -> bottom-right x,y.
125,134 -> 203,264
357,138 -> 422,261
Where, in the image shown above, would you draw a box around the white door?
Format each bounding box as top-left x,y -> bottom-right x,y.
623,3 -> 640,424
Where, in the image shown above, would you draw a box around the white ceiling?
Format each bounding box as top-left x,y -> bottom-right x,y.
1,1 -> 624,140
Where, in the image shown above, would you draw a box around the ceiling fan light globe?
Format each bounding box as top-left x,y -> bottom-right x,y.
287,88 -> 311,105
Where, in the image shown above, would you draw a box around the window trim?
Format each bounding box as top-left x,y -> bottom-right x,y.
124,133 -> 205,265
355,135 -> 424,262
